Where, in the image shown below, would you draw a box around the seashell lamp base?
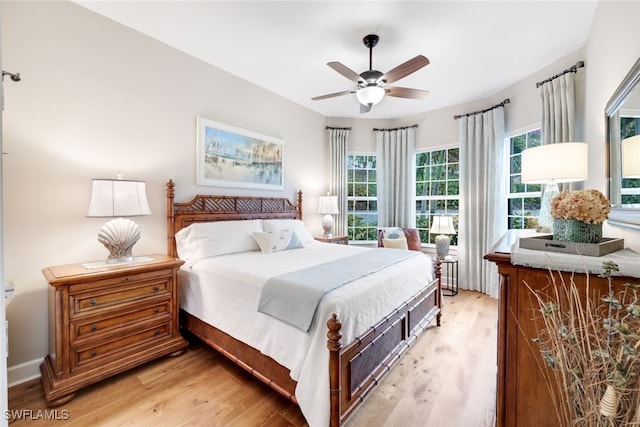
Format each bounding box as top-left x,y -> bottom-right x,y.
97,217 -> 142,264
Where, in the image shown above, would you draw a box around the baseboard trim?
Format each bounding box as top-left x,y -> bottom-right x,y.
8,358 -> 41,388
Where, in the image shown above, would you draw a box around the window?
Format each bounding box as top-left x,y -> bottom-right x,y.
621,115 -> 640,204
415,147 -> 459,245
507,128 -> 542,229
347,154 -> 378,241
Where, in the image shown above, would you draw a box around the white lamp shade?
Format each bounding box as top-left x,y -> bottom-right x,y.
521,142 -> 588,184
622,135 -> 640,178
318,195 -> 339,214
87,179 -> 151,217
430,216 -> 456,234
356,86 -> 385,106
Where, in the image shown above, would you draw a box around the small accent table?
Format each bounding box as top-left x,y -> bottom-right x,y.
442,257 -> 458,296
314,235 -> 349,245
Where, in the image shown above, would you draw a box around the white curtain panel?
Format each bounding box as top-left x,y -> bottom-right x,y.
458,108 -> 507,297
328,128 -> 349,236
540,72 -> 576,191
375,127 -> 416,228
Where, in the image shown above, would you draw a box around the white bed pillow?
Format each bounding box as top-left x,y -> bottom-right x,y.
252,229 -> 304,253
175,219 -> 263,266
262,219 -> 314,245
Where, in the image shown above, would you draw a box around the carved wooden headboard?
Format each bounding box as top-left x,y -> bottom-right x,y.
166,180 -> 303,257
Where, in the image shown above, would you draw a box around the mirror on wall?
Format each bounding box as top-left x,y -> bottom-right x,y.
606,57 -> 640,230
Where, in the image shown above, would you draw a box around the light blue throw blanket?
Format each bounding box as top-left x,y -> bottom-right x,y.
258,248 -> 421,332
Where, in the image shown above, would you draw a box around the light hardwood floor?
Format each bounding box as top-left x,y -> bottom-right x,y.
8,290 -> 497,426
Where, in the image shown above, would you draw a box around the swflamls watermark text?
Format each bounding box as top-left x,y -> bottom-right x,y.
5,409 -> 70,421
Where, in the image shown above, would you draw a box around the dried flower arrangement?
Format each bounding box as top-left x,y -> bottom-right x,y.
527,262 -> 640,426
550,189 -> 611,224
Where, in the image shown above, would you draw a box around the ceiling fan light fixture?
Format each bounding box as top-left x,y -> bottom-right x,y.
356,86 -> 385,106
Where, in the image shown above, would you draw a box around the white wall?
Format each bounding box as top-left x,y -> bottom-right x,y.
1,1 -> 327,384
2,0 -> 640,387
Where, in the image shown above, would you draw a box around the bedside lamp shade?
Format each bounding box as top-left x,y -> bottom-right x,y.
319,195 -> 339,238
430,216 -> 456,259
521,142 -> 588,230
622,135 -> 640,178
87,178 -> 151,264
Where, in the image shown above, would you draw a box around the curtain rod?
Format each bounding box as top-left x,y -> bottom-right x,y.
325,126 -> 352,130
453,98 -> 510,120
536,60 -> 584,88
372,124 -> 418,132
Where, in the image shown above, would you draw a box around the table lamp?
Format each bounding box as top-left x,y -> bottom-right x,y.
622,135 -> 640,178
521,142 -> 588,231
86,176 -> 151,264
318,195 -> 339,238
430,216 -> 456,259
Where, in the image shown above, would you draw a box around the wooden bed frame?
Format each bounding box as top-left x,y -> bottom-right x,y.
166,180 -> 442,426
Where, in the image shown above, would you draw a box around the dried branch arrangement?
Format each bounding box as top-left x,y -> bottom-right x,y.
527,262 -> 640,426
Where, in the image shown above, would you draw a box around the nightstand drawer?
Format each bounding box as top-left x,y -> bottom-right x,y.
71,302 -> 171,343
71,279 -> 170,316
71,322 -> 170,372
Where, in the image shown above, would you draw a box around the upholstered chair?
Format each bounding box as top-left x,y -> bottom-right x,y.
377,228 -> 421,251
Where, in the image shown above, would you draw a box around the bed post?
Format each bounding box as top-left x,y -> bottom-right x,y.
327,314 -> 342,427
434,258 -> 442,326
297,190 -> 303,220
166,180 -> 175,257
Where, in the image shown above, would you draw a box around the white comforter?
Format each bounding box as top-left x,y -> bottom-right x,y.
179,241 -> 433,427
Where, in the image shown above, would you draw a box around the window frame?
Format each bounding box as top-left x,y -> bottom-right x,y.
346,152 -> 378,243
415,144 -> 460,247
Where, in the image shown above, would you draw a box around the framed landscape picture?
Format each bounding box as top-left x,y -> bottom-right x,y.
196,117 -> 284,190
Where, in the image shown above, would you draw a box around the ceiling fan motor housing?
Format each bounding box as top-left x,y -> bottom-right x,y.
359,70 -> 384,88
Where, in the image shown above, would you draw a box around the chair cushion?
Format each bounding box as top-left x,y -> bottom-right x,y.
382,237 -> 409,250
378,227 -> 421,251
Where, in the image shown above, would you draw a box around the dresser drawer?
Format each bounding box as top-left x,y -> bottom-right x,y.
70,277 -> 171,317
71,322 -> 170,372
71,302 -> 171,343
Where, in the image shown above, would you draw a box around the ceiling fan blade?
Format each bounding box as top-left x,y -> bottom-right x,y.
312,90 -> 355,101
380,55 -> 430,85
386,86 -> 430,99
359,103 -> 372,114
327,62 -> 363,84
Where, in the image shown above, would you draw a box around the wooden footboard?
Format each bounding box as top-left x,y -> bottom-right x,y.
328,262 -> 442,426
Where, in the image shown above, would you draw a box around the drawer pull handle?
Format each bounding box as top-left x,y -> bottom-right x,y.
154,308 -> 160,313
125,277 -> 130,282
154,330 -> 160,335
90,299 -> 97,306
154,286 -> 160,292
91,325 -> 97,331
91,350 -> 97,357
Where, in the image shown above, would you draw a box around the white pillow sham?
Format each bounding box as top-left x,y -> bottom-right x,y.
262,219 -> 314,245
175,219 -> 263,266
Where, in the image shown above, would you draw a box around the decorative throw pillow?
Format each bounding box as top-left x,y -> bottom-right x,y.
381,227 -> 405,240
382,237 -> 409,250
253,229 -> 303,253
262,219 -> 314,245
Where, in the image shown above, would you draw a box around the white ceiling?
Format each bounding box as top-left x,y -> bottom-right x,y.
75,1 -> 599,120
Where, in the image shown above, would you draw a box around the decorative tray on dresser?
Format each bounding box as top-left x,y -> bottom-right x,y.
40,254 -> 188,406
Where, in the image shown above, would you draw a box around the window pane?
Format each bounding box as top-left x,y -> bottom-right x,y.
507,128 -> 542,229
347,154 -> 378,242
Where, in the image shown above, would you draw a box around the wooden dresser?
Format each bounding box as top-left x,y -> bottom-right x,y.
485,234 -> 639,427
40,254 -> 188,406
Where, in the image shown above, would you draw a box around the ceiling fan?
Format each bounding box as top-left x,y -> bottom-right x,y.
312,34 -> 430,113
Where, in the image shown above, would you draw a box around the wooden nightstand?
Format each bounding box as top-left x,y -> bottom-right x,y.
314,235 -> 348,245
39,254 -> 188,406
